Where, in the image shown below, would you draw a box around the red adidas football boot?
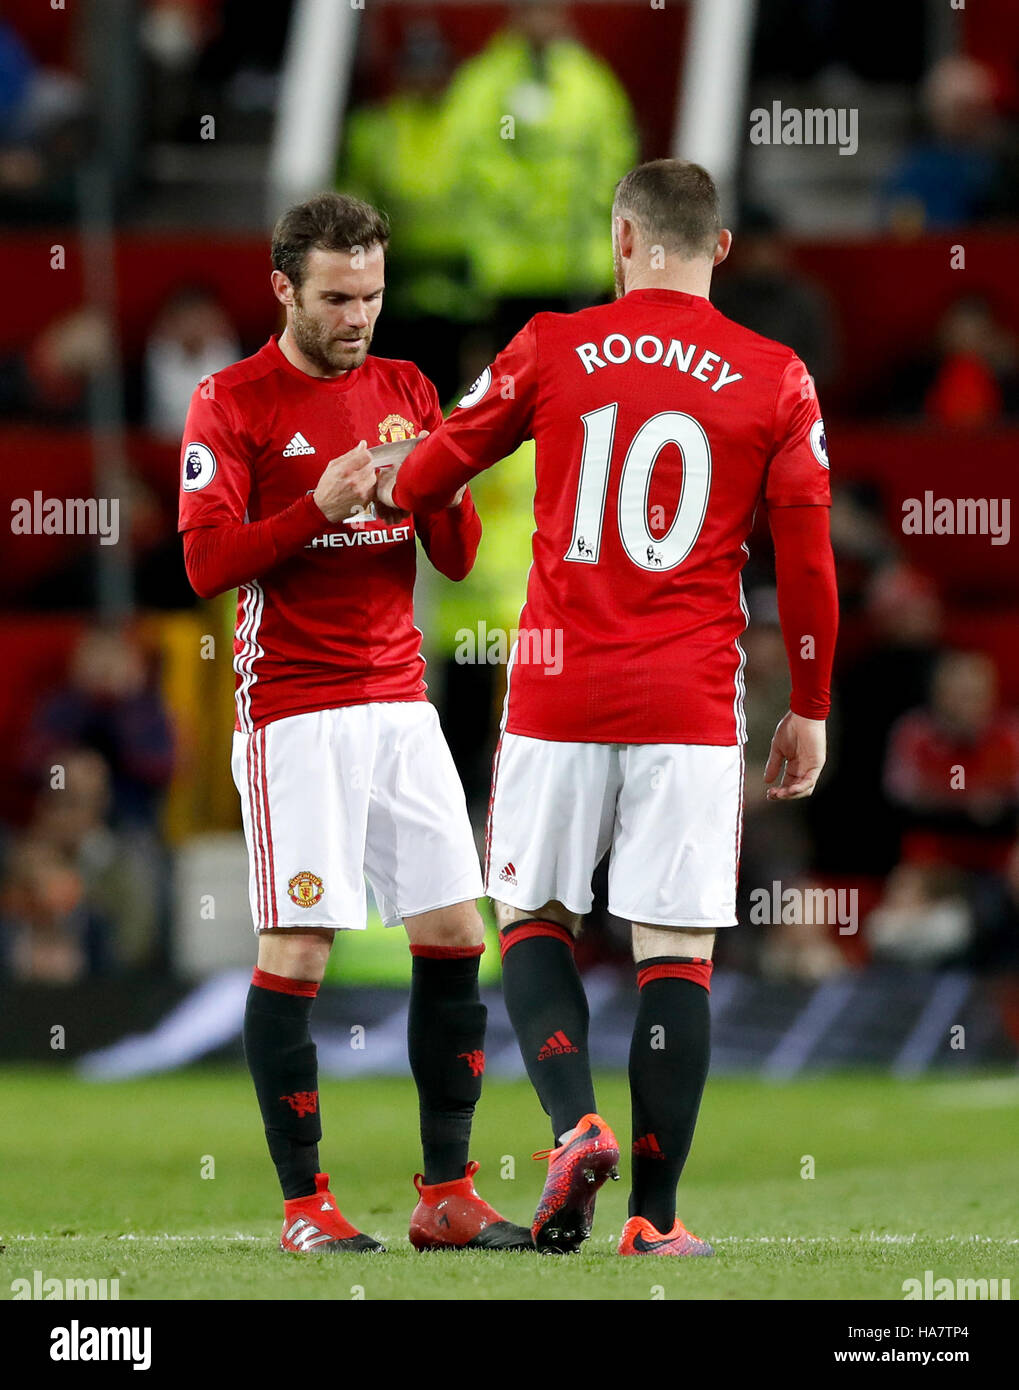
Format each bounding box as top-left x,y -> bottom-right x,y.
409,1161 -> 534,1250
280,1173 -> 384,1253
531,1113 -> 620,1253
618,1215 -> 714,1257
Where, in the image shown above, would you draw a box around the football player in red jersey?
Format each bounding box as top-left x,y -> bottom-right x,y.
380,160 -> 839,1255
178,194 -> 532,1253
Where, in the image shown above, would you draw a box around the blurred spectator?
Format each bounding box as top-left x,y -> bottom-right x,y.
0,745 -> 163,979
872,295 -> 1019,425
141,1 -> 207,69
140,1 -> 212,142
342,22 -> 462,316
0,12 -> 87,222
25,625 -> 175,831
969,840 -> 1019,973
865,862 -> 973,967
144,286 -> 241,439
814,565 -> 943,874
713,206 -> 838,387
194,0 -> 294,120
340,23 -> 476,400
884,650 -> 1019,872
0,307 -> 113,424
0,14 -> 35,130
139,0 -> 293,142
442,0 -> 638,338
27,747 -> 160,969
0,835 -> 89,982
882,56 -> 1015,232
16,628 -> 176,970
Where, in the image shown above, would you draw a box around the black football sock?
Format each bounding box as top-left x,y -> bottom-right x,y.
628,959 -> 713,1233
244,968 -> 322,1201
500,920 -> 597,1141
407,944 -> 487,1185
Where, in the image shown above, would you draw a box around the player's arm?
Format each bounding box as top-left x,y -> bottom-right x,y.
413,485 -> 482,581
178,389 -> 375,599
762,358 -> 839,801
381,319 -> 539,513
184,503 -> 326,600
396,374 -> 482,581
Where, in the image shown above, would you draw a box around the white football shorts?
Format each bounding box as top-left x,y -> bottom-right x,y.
485,734 -> 744,928
231,702 -> 483,931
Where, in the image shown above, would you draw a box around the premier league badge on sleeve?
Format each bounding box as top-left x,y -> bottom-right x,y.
809,419 -> 829,469
182,442 -> 217,491
457,366 -> 492,409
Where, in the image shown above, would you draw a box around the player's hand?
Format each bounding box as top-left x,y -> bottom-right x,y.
374,465 -> 400,514
313,440 -> 377,523
372,428 -> 428,520
764,711 -> 826,801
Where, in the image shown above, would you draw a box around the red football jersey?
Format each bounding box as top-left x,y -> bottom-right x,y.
178,335 -> 477,732
394,289 -> 832,744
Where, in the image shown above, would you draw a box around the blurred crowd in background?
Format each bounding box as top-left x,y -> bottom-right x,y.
1,0 -> 1017,1023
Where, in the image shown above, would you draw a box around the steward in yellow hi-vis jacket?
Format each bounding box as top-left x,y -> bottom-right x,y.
442,18 -> 638,302
339,24 -> 481,325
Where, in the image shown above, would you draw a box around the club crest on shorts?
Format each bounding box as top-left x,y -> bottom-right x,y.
378,413 -> 416,443
288,870 -> 324,908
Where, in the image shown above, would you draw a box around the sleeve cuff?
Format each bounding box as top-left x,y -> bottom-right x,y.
274,491 -> 330,550
790,696 -> 830,721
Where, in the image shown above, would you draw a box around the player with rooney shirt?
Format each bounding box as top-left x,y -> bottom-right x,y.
378,160 -> 839,1256
178,194 -> 532,1254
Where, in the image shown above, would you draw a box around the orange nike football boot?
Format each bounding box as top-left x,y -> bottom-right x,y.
280,1173 -> 384,1253
409,1161 -> 534,1250
531,1113 -> 620,1253
618,1214 -> 714,1257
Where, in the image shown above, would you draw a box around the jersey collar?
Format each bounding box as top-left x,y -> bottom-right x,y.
267,333 -> 369,390
624,288 -> 714,309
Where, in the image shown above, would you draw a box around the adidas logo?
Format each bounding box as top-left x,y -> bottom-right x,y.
283,1217 -> 334,1251
320,1201 -> 334,1211
632,1133 -> 666,1160
537,1030 -> 579,1061
498,861 -> 517,884
283,431 -> 316,457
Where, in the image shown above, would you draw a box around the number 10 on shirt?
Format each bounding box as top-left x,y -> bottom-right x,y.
564,404 -> 712,572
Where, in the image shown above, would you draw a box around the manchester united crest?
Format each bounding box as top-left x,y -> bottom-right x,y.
378,413 -> 416,443
288,870 -> 324,908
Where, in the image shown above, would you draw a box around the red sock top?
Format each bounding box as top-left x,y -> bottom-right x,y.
636,960 -> 713,993
251,966 -> 320,997
499,919 -> 576,959
409,942 -> 486,959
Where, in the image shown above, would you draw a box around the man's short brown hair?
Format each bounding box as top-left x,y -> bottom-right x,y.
271,193 -> 390,289
612,159 -> 722,259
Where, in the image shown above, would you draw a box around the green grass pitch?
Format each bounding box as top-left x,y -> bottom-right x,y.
2,1067 -> 1016,1300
